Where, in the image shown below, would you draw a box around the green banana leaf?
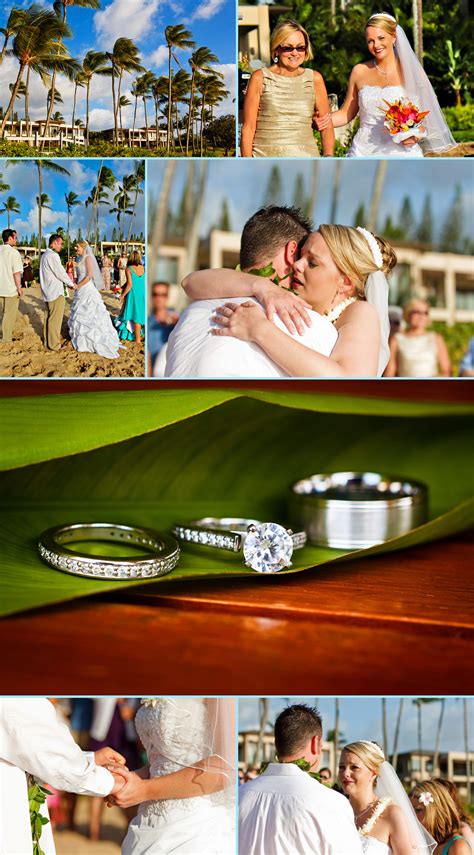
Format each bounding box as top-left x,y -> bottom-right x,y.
0,388 -> 472,618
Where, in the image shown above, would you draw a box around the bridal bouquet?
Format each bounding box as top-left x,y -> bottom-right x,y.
380,97 -> 429,143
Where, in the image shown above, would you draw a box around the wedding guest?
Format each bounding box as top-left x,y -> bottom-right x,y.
431,780 -> 474,850
101,251 -> 113,290
148,280 -> 179,374
241,20 -> 334,158
384,298 -> 451,377
239,704 -> 363,854
66,257 -> 76,285
118,251 -> 128,290
319,767 -> 332,785
22,255 -> 34,288
410,780 -> 471,855
39,234 -> 73,351
459,337 -> 474,377
114,250 -> 145,342
0,228 -> 23,343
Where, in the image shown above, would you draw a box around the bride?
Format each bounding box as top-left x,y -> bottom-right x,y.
68,241 -> 122,358
316,12 -> 456,157
106,697 -> 236,854
339,740 -> 435,854
191,224 -> 395,377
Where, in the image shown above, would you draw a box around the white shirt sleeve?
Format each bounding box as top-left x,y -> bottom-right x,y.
0,699 -> 114,796
10,248 -> 23,276
47,251 -> 72,287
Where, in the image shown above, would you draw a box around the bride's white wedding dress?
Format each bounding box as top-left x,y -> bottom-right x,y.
122,698 -> 235,854
68,255 -> 122,358
348,85 -> 424,157
359,798 -> 393,855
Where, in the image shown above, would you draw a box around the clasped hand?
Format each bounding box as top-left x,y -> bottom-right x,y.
103,764 -> 149,808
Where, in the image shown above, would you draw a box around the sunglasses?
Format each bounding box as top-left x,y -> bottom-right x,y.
153,291 -> 168,298
410,310 -> 429,316
279,45 -> 306,53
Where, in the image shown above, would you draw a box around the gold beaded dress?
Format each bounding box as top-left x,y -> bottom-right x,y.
252,67 -> 320,158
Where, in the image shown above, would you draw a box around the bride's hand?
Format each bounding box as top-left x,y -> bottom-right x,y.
400,135 -> 419,146
105,770 -> 149,809
95,746 -> 127,767
252,280 -> 312,335
313,110 -> 332,131
212,302 -> 268,342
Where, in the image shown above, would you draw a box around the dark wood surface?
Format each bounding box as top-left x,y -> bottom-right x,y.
0,533 -> 472,695
1,379 -> 472,696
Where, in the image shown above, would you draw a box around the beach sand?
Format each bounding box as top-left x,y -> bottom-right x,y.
0,284 -> 145,378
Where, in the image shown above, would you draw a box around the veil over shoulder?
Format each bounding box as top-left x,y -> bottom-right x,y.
376,761 -> 436,855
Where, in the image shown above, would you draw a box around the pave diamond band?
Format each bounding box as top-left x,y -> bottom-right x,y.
38,523 -> 180,580
172,517 -> 307,574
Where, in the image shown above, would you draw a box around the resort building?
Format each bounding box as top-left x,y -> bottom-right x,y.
156,229 -> 474,323
100,127 -> 167,148
395,750 -> 474,802
239,731 -> 335,771
2,119 -> 85,148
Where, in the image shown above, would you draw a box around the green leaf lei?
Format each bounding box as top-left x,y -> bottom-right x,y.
260,757 -> 321,781
28,777 -> 52,855
236,263 -> 297,293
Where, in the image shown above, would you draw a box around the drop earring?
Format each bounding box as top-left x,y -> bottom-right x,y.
273,56 -> 278,63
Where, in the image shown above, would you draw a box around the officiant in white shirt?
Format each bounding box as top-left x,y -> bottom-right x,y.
239,703 -> 363,855
39,234 -> 73,351
0,697 -> 127,855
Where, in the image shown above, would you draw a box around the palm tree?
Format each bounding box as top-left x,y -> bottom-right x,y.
197,71 -> 226,156
333,698 -> 340,779
151,76 -> 168,150
81,50 -> 109,150
391,698 -> 404,772
85,163 -> 116,244
0,173 -> 10,195
71,68 -> 86,132
1,195 -> 21,228
185,47 -> 219,156
432,699 -> 446,776
254,698 -> 270,767
34,160 -> 70,253
107,38 -> 143,145
463,699 -> 471,805
130,79 -> 141,135
64,191 -> 81,258
118,95 -> 131,133
149,160 -> 176,275
382,698 -> 388,757
0,8 -> 26,67
164,25 -> 195,153
171,69 -> 191,153
368,161 -> 388,232
0,7 -> 72,139
126,160 -> 145,247
135,71 -> 156,149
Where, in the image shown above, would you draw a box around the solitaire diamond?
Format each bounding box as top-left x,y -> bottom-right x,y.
243,522 -> 294,574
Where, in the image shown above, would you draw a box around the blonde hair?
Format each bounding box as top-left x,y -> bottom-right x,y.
318,224 -> 397,297
403,298 -> 430,324
409,781 -> 462,843
76,239 -> 88,249
270,20 -> 313,63
366,13 -> 397,37
128,249 -> 142,266
342,741 -> 385,777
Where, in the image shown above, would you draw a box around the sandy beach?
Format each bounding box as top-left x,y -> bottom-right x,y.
0,284 -> 145,378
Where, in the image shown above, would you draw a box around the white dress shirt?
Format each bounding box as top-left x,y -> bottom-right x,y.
0,244 -> 23,297
39,248 -> 72,302
0,698 -> 114,854
165,297 -> 338,378
239,763 -> 364,855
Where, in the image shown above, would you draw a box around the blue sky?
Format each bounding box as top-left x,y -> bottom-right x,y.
238,698 -> 474,754
0,158 -> 144,240
148,159 -> 473,246
0,0 -> 236,129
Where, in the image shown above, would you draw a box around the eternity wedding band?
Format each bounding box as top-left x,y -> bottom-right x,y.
289,472 -> 428,549
38,523 -> 180,580
172,517 -> 307,573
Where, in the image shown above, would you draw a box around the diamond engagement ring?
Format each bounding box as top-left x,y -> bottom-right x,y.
38,523 -> 180,580
172,517 -> 307,573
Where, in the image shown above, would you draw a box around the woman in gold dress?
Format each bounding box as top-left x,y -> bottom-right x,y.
241,20 -> 334,158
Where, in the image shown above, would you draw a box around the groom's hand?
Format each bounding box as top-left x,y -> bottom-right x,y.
95,747 -> 127,767
105,770 -> 149,809
253,280 -> 312,335
110,767 -> 130,795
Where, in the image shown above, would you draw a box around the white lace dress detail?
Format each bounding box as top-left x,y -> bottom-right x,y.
68,259 -> 122,358
121,698 -> 235,854
348,86 -> 424,157
359,798 -> 393,854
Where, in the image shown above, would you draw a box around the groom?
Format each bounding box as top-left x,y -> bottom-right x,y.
39,233 -> 73,351
239,704 -> 363,854
165,206 -> 336,377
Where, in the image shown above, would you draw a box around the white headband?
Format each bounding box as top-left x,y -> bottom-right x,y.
356,227 -> 384,269
358,740 -> 386,759
369,12 -> 397,22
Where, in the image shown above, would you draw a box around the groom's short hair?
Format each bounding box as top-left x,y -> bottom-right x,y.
2,228 -> 16,243
274,704 -> 322,757
240,206 -> 312,270
49,234 -> 62,246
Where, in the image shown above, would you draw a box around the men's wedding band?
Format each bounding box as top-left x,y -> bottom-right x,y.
172,517 -> 307,574
38,523 -> 180,580
289,472 -> 428,549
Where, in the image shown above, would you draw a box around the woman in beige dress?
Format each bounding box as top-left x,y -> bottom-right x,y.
384,298 -> 451,377
241,20 -> 334,158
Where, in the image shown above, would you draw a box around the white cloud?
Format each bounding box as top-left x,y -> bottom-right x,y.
88,107 -> 115,131
93,0 -> 159,47
211,63 -> 236,116
190,0 -> 225,21
12,204 -> 67,238
148,45 -> 169,69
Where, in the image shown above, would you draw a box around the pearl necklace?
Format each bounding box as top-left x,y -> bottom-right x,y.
373,59 -> 397,80
325,296 -> 357,324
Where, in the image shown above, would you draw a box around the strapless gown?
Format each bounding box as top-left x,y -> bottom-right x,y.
121,699 -> 235,854
68,280 -> 122,358
360,834 -> 391,854
348,85 -> 424,157
252,67 -> 320,158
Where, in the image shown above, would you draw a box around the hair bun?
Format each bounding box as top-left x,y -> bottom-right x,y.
374,235 -> 397,275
